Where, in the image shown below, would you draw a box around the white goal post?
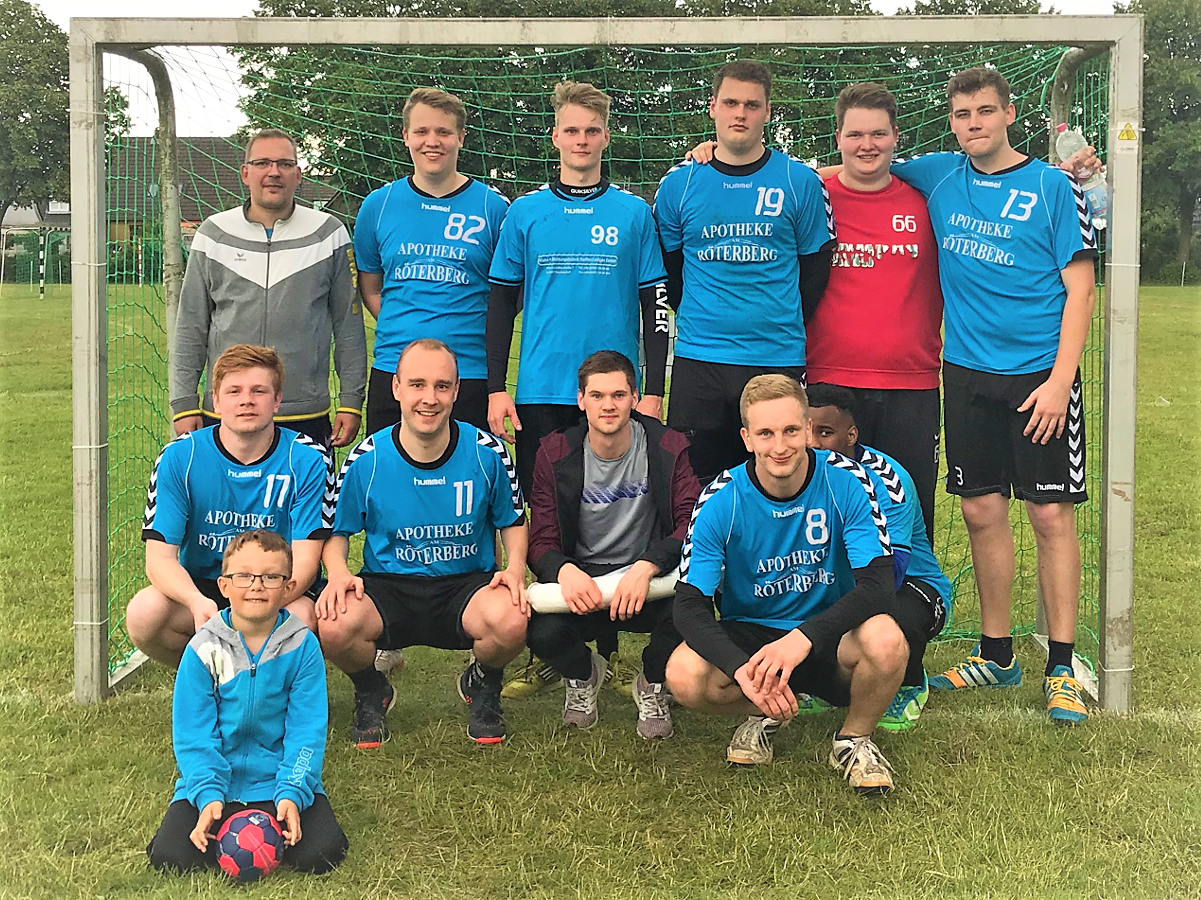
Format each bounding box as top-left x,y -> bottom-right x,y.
69,15 -> 1142,710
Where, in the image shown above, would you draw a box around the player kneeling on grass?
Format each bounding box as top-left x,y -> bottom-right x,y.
128,344 -> 332,667
666,375 -> 906,794
317,339 -> 530,747
526,351 -> 701,739
147,530 -> 348,875
807,383 -> 953,732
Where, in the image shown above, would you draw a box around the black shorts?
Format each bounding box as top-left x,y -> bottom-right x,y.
194,577 -> 229,611
667,357 -> 806,486
367,367 -> 490,435
815,384 -> 940,543
359,570 -> 495,651
202,413 -> 332,449
898,577 -> 947,640
513,403 -> 582,499
943,363 -> 1087,504
718,620 -> 850,708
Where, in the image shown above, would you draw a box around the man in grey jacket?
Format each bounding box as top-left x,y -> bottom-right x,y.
171,128 -> 367,448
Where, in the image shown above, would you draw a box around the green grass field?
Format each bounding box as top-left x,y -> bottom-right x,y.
0,285 -> 1198,899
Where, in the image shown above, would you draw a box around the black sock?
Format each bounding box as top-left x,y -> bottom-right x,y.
978,635 -> 1014,667
594,634 -> 618,659
477,661 -> 505,687
1046,641 -> 1074,675
348,665 -> 387,694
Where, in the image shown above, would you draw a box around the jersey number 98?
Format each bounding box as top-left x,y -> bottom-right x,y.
591,225 -> 619,246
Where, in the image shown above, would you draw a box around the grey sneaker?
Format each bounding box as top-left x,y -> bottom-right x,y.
828,733 -> 894,794
726,715 -> 782,765
374,648 -> 405,674
562,652 -> 607,729
632,671 -> 673,740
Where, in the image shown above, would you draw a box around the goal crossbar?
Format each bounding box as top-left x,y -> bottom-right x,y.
69,16 -> 1141,712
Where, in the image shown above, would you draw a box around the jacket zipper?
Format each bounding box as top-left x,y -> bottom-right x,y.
262,226 -> 272,345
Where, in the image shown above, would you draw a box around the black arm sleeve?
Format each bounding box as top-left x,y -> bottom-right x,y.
639,282 -> 670,397
797,556 -> 895,656
661,246 -> 684,312
485,282 -> 522,393
673,582 -> 752,680
799,242 -> 834,325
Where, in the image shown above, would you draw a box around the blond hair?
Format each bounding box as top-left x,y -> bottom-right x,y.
244,128 -> 298,163
552,81 -> 611,126
221,529 -> 293,576
739,374 -> 808,428
212,344 -> 285,395
403,88 -> 468,132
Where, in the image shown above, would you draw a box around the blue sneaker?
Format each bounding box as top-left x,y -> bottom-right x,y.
929,645 -> 1023,691
1044,665 -> 1089,725
796,692 -> 835,716
878,672 -> 929,732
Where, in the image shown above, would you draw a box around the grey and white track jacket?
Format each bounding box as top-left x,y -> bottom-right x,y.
170,201 -> 367,422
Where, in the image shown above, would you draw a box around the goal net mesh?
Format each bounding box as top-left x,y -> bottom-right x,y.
101,39 -> 1110,676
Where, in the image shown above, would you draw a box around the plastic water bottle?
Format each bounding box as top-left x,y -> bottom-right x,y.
1054,123 -> 1108,230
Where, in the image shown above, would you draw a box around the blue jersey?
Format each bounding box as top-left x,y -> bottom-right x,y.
488,182 -> 666,404
679,451 -> 892,631
330,421 -> 524,576
142,426 -> 334,581
891,153 -> 1097,375
654,150 -> 836,366
833,447 -> 953,607
354,177 -> 509,379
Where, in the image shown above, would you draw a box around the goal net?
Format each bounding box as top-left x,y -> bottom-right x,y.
73,16 -> 1140,709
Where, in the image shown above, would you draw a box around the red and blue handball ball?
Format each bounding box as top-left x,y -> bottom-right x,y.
215,809 -> 285,882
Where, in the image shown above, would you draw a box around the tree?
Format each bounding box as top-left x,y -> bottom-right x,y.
1117,0 -> 1201,282
0,0 -> 69,226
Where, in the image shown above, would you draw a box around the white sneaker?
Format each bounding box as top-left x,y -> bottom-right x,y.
562,652 -> 607,729
374,648 -> 405,675
726,715 -> 782,765
631,671 -> 673,740
828,733 -> 894,794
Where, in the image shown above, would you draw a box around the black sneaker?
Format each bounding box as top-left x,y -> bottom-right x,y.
459,660 -> 507,744
351,681 -> 395,749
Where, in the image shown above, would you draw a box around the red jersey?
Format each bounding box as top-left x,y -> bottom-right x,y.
806,175 -> 942,390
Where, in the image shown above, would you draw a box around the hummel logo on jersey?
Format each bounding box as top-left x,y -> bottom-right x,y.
228,468 -> 262,479
420,202 -> 451,212
723,182 -> 753,189
414,476 -> 447,486
1036,483 -> 1066,492
972,178 -> 1002,188
564,207 -> 594,214
772,506 -> 805,519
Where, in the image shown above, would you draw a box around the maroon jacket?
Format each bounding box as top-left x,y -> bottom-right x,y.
528,411 -> 702,583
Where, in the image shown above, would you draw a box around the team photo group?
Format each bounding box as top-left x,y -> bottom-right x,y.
128,57 -> 1100,877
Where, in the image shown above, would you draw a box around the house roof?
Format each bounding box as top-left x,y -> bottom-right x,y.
107,136 -> 341,224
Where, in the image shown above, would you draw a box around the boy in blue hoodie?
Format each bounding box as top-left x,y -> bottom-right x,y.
147,529 -> 347,875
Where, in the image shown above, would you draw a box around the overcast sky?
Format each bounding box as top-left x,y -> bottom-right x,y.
38,0 -> 1117,28
37,0 -> 1118,136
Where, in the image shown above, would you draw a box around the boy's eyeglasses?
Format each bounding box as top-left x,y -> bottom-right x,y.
222,572 -> 288,588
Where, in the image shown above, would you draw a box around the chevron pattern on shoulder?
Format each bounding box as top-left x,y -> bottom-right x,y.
679,470 -> 733,580
477,428 -> 524,513
825,452 -> 893,554
859,449 -> 907,505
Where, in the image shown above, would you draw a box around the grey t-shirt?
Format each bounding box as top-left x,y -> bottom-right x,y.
576,420 -> 655,568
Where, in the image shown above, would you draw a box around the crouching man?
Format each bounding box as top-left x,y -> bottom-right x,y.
526,351 -> 701,738
666,375 -> 906,794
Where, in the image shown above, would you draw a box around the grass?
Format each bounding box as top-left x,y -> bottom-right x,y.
0,285 -> 1199,899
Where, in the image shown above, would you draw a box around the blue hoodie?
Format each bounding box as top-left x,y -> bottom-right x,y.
171,609 -> 327,813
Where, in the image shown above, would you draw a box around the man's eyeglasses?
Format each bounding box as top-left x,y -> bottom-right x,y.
245,158 -> 298,171
222,572 -> 288,588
